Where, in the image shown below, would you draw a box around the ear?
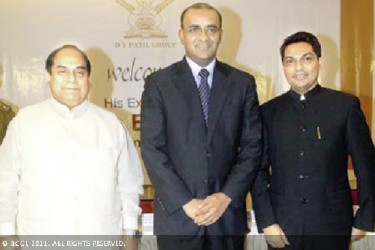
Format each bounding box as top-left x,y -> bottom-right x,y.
218,29 -> 223,44
178,28 -> 185,44
318,57 -> 323,71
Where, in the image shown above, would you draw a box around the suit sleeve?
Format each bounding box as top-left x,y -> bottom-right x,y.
141,76 -> 193,215
250,108 -> 277,232
347,97 -> 375,231
220,76 -> 263,204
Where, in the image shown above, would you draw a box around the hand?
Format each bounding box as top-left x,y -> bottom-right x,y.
263,224 -> 290,248
0,236 -> 20,250
194,192 -> 231,226
351,227 -> 366,241
182,198 -> 204,220
120,235 -> 139,250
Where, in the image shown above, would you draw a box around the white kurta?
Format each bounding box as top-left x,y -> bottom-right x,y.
0,98 -> 143,235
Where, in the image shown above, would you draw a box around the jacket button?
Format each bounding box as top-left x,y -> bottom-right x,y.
300,198 -> 309,204
206,153 -> 212,158
299,174 -> 308,179
203,179 -> 208,184
299,103 -> 306,109
300,126 -> 306,132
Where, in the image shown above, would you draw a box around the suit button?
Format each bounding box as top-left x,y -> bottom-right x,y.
300,126 -> 306,132
299,174 -> 308,179
299,103 -> 306,109
300,198 -> 309,204
203,179 -> 208,184
300,151 -> 305,156
206,153 -> 212,158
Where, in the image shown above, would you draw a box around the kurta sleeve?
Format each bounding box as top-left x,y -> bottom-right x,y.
118,123 -> 144,230
0,117 -> 20,235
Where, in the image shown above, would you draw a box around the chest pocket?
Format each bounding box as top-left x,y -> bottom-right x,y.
314,123 -> 345,150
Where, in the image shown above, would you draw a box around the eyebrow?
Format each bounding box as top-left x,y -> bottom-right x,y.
56,65 -> 67,70
284,52 -> 315,59
188,24 -> 219,27
75,66 -> 87,71
55,65 -> 87,71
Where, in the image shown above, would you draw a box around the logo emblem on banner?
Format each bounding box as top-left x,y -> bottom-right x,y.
115,0 -> 174,39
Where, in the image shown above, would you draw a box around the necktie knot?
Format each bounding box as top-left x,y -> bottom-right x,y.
199,68 -> 209,80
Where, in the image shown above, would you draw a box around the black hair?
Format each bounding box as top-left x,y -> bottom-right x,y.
45,44 -> 91,75
280,31 -> 321,61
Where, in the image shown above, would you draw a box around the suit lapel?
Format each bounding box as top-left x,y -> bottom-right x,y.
207,61 -> 231,143
173,58 -> 207,129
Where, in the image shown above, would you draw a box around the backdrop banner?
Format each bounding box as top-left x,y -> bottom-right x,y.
1,0 -> 370,186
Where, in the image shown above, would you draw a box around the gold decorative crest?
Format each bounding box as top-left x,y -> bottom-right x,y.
115,0 -> 173,39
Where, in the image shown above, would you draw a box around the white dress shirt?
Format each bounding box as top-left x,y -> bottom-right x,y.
185,56 -> 216,89
0,98 -> 143,235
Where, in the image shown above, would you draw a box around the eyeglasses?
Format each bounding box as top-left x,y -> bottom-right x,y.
282,54 -> 317,67
184,25 -> 221,35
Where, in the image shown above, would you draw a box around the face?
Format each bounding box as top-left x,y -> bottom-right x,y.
282,42 -> 321,94
179,8 -> 222,67
49,48 -> 90,109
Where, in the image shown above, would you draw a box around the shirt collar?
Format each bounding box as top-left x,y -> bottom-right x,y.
185,56 -> 216,80
49,97 -> 89,119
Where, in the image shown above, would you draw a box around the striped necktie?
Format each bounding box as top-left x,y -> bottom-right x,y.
198,68 -> 210,126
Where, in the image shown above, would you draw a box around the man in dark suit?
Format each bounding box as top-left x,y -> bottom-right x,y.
251,31 -> 375,250
141,2 -> 262,250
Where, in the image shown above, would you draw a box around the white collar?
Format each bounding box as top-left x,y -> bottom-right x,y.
185,57 -> 216,78
49,97 -> 89,119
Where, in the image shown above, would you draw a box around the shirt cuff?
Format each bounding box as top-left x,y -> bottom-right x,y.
122,215 -> 139,230
0,222 -> 16,235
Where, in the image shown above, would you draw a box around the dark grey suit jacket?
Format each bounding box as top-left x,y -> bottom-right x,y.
252,85 -> 375,235
141,58 -> 262,235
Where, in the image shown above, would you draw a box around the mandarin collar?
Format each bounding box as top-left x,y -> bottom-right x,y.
49,97 -> 89,119
288,84 -> 322,101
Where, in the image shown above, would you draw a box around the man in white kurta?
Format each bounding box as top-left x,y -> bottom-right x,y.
0,45 -> 143,237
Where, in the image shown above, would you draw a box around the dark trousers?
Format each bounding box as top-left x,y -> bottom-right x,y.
268,235 -> 351,250
157,235 -> 245,250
